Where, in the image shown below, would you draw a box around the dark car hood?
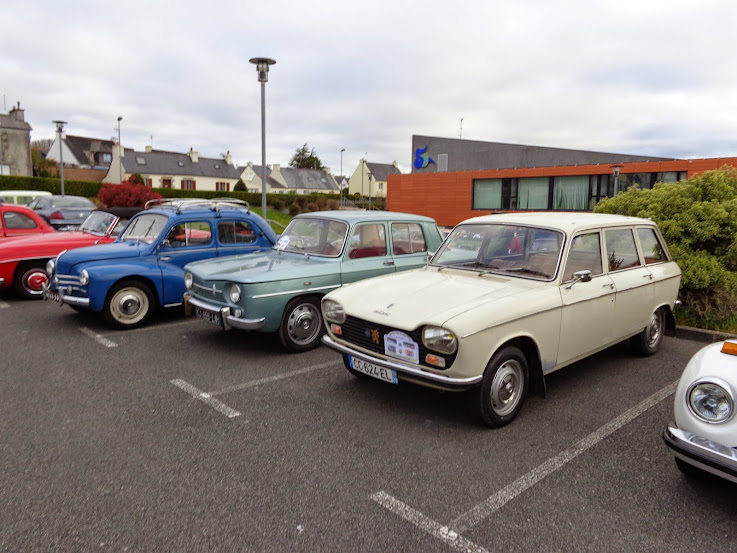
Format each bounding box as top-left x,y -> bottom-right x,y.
56,240 -> 145,270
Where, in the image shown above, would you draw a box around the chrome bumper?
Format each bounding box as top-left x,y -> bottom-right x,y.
321,334 -> 482,390
663,425 -> 737,484
43,285 -> 90,307
0,278 -> 4,286
184,294 -> 265,331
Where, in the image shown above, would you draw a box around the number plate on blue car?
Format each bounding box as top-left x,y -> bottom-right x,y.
349,356 -> 398,384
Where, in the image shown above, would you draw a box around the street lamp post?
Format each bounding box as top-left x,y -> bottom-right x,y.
340,148 -> 345,205
117,116 -> 123,184
249,57 -> 276,220
612,165 -> 622,197
368,174 -> 373,211
53,120 -> 67,196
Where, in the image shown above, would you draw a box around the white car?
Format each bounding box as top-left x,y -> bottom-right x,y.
664,340 -> 737,483
321,212 -> 682,427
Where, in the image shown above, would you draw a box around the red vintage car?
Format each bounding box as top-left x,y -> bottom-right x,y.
0,203 -> 55,239
0,207 -> 140,299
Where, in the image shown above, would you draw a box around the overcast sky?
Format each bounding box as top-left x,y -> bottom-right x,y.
2,0 -> 736,175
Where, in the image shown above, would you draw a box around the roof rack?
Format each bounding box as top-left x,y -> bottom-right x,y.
143,197 -> 251,215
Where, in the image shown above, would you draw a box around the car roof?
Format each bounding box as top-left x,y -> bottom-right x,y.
294,210 -> 436,224
459,211 -> 655,233
141,198 -> 259,220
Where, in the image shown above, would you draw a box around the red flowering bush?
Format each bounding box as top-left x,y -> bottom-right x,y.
97,179 -> 163,207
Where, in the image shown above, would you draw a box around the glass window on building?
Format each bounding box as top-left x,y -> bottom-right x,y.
473,179 -> 502,210
655,172 -> 679,184
619,173 -> 652,191
518,177 -> 549,210
553,175 -> 588,210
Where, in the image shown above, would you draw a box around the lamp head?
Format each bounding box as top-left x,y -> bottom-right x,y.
249,57 -> 276,83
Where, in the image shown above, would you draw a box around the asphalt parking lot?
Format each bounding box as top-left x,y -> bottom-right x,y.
1,294 -> 735,552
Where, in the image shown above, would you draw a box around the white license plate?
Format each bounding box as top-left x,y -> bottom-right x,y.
195,307 -> 223,327
44,289 -> 59,302
349,356 -> 398,384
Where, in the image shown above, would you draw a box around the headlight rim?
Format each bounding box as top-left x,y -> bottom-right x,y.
78,269 -> 90,286
229,283 -> 241,303
422,325 -> 458,355
687,377 -> 736,424
184,271 -> 193,290
46,259 -> 56,275
323,299 -> 346,324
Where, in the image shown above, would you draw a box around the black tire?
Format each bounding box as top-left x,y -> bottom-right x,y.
470,346 -> 529,428
103,280 -> 156,329
278,296 -> 325,353
631,307 -> 665,356
13,261 -> 50,300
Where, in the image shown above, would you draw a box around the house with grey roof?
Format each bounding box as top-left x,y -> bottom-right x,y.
46,134 -> 115,169
104,146 -> 241,192
0,103 -> 32,176
348,159 -> 401,198
239,162 -> 339,195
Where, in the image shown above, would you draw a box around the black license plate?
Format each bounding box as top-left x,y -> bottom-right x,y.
195,307 -> 223,327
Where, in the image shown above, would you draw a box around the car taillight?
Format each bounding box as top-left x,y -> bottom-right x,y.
49,211 -> 64,220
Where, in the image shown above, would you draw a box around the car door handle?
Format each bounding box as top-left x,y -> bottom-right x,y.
160,256 -> 172,261
643,274 -> 654,280
603,283 -> 614,289
383,261 -> 395,266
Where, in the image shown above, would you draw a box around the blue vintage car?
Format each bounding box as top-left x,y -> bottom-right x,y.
183,210 -> 443,352
44,199 -> 278,328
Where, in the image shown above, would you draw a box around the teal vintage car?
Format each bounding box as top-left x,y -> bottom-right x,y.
183,210 -> 443,352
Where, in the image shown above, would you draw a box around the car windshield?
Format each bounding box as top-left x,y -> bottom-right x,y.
119,213 -> 168,244
79,211 -> 117,236
51,197 -> 94,208
431,223 -> 564,280
274,217 -> 348,257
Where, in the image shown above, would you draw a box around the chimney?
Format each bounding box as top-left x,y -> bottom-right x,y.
392,160 -> 399,168
223,150 -> 233,165
188,147 -> 198,163
10,102 -> 24,122
145,145 -> 152,153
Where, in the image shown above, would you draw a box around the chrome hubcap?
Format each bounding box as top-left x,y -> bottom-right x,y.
24,270 -> 49,294
287,304 -> 320,345
647,311 -> 663,348
119,294 -> 141,316
490,360 -> 524,416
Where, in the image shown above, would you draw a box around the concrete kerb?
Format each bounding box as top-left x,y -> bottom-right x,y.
677,325 -> 737,344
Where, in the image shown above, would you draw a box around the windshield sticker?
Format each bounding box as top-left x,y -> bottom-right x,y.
275,235 -> 290,250
384,331 -> 419,364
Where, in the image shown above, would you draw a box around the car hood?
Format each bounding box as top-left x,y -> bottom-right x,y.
186,250 -> 337,284
57,240 -> 144,270
327,266 -> 553,328
0,231 -> 107,260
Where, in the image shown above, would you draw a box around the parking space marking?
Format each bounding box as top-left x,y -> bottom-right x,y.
371,492 -> 489,553
207,360 -> 341,397
0,301 -> 9,309
107,318 -> 200,337
79,327 -> 118,348
449,380 -> 679,533
170,378 -> 241,418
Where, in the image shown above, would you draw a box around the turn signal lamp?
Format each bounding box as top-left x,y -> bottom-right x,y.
331,324 -> 342,336
720,341 -> 737,356
425,354 -> 446,368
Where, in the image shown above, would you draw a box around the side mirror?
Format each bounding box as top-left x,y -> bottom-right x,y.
161,239 -> 171,248
564,269 -> 592,289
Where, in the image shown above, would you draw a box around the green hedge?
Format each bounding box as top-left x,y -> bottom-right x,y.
0,175 -> 341,207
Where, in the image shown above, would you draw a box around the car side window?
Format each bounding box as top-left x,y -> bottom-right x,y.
563,232 -> 603,281
165,221 -> 212,248
391,223 -> 427,255
605,228 -> 642,272
3,211 -> 38,229
218,221 -> 256,244
348,223 -> 387,259
636,227 -> 666,264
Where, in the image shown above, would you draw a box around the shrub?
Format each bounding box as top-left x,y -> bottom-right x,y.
234,179 -> 246,191
326,199 -> 338,210
306,202 -> 318,212
271,198 -> 285,211
295,196 -> 308,208
288,203 -> 301,216
98,180 -> 163,207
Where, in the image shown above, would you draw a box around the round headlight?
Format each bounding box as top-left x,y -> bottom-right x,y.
46,259 -> 55,275
323,299 -> 346,323
78,269 -> 89,286
688,379 -> 735,423
229,284 -> 241,303
184,272 -> 193,289
422,326 -> 457,355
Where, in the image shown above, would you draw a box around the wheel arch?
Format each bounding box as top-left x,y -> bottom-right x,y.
488,336 -> 546,398
107,274 -> 161,309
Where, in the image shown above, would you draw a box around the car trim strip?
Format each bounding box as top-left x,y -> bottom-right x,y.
252,284 -> 341,299
322,334 -> 482,389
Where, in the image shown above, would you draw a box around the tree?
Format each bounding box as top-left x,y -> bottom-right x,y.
233,179 -> 246,191
289,143 -> 324,169
594,165 -> 737,330
97,179 -> 163,207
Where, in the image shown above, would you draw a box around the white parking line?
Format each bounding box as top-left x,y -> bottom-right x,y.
79,327 -> 118,348
0,301 -> 9,309
372,380 -> 678,550
371,492 -> 489,553
449,379 -> 679,532
107,318 -> 200,337
208,360 -> 341,396
170,378 -> 241,418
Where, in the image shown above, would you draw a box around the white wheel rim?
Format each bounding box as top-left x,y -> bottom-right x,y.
109,287 -> 149,325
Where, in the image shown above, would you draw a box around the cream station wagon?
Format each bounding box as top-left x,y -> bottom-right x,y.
321,212 -> 682,428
